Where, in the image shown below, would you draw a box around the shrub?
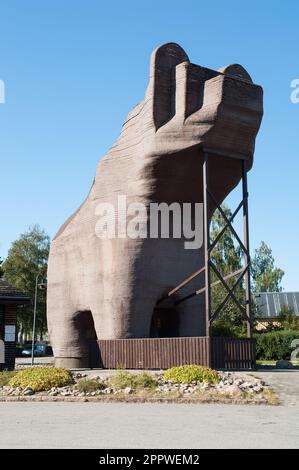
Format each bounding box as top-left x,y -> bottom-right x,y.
279,306 -> 299,330
211,322 -> 243,337
110,371 -> 135,389
9,367 -> 73,392
110,371 -> 157,390
163,365 -> 220,384
77,378 -> 106,393
0,371 -> 16,388
134,372 -> 157,389
255,330 -> 299,360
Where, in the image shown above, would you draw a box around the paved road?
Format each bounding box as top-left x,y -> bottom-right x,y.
0,400 -> 298,449
1,369 -> 298,449
252,370 -> 299,406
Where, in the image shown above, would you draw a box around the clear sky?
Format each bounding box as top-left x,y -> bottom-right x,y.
0,0 -> 298,290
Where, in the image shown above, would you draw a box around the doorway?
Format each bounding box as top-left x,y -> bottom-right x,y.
150,306 -> 180,338
74,310 -> 98,367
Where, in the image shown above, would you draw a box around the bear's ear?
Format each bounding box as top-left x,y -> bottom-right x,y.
218,64 -> 253,83
146,43 -> 189,130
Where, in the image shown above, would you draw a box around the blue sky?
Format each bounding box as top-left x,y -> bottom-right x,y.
0,0 -> 298,290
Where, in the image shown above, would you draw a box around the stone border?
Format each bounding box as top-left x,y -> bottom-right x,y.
0,394 -> 279,405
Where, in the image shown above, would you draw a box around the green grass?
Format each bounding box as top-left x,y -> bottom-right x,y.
256,360 -> 299,366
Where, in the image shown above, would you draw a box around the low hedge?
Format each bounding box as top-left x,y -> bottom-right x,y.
9,367 -> 73,392
163,365 -> 220,384
255,330 -> 299,361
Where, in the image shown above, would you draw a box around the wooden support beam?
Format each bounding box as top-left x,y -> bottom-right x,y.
175,267 -> 246,306
242,160 -> 253,338
203,152 -> 211,340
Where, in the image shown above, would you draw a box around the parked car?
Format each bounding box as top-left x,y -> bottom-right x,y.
21,343 -> 46,357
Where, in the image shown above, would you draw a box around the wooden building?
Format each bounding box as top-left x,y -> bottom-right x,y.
0,279 -> 29,370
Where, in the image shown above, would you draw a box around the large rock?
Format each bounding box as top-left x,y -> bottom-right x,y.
276,359 -> 294,369
23,387 -> 34,396
223,384 -> 241,396
47,43 -> 263,368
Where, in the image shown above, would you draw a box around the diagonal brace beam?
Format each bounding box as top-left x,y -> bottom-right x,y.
208,190 -> 249,258
209,199 -> 244,252
210,264 -> 250,323
209,260 -> 248,321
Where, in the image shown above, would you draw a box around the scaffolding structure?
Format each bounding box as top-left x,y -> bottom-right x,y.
157,149 -> 253,365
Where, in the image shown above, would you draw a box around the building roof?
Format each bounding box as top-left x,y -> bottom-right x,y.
0,278 -> 30,303
254,291 -> 299,318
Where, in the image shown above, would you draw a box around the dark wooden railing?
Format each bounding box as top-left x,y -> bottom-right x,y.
89,336 -> 256,370
211,337 -> 256,369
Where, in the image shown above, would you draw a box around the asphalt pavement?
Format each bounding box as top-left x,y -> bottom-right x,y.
0,370 -> 298,449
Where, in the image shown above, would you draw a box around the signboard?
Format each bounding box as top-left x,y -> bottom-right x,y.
4,325 -> 16,342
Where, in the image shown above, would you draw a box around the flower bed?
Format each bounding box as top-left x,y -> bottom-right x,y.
0,366 -> 278,405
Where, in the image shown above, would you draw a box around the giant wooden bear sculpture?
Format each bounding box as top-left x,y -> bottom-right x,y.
47,43 -> 263,367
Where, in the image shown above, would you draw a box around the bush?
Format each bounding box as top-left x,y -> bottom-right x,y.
211,322 -> 243,337
77,378 -> 106,393
110,371 -> 135,389
134,372 -> 158,389
111,371 -> 157,390
255,330 -> 299,360
163,365 -> 220,384
9,367 -> 73,392
0,371 -> 16,388
279,306 -> 299,330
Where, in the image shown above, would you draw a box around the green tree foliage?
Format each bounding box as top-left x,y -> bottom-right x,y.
210,205 -> 245,337
2,225 -> 50,342
0,257 -> 3,278
255,329 -> 299,360
209,209 -> 285,337
279,305 -> 299,330
251,241 -> 284,293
